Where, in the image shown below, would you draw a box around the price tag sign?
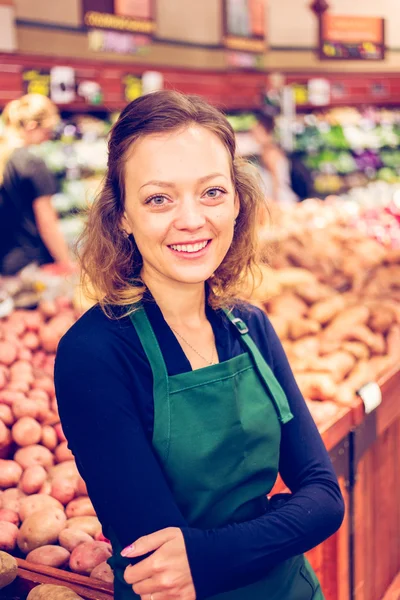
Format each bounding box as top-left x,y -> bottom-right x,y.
357,382 -> 382,415
123,74 -> 142,102
22,69 -> 50,97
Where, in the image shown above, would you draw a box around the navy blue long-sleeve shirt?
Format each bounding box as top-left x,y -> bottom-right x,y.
54,299 -> 344,598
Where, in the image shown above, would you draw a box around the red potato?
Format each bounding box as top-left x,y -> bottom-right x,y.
41,426 -> 58,451
21,333 -> 40,351
12,399 -> 38,420
0,461 -> 23,489
28,389 -> 49,403
35,400 -> 52,424
0,391 -> 26,406
0,421 -> 10,447
55,442 -> 74,463
0,488 -> 26,512
76,477 -> 88,497
38,300 -> 57,319
18,507 -> 67,553
0,521 -> 18,552
12,417 -> 42,447
39,480 -> 52,495
59,529 -> 94,552
14,445 -> 54,470
31,351 -> 46,369
69,541 -> 112,575
0,509 -> 19,526
17,348 -> 33,362
32,377 -> 55,398
0,368 -> 7,390
51,478 -> 76,506
0,342 -> 18,366
26,545 -> 70,568
7,380 -> 30,394
20,466 -> 48,495
0,405 -> 14,426
23,312 -> 44,332
54,423 -> 67,443
90,560 -> 114,584
48,461 -> 79,483
66,497 -> 96,519
94,531 -> 110,544
19,494 -> 64,521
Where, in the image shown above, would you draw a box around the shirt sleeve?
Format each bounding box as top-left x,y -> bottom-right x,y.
20,151 -> 57,203
180,311 -> 345,597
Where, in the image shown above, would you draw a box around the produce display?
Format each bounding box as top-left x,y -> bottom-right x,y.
247,199 -> 400,425
0,300 -> 114,587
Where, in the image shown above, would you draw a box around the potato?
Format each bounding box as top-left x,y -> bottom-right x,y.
12,398 -> 38,420
26,545 -> 70,568
20,465 -> 48,495
14,445 -> 54,470
27,584 -> 84,600
51,478 -> 76,506
7,380 -> 30,393
22,332 -> 40,351
90,560 -> 114,584
54,423 -> 67,443
0,421 -> 11,449
41,425 -> 58,451
18,507 -> 67,553
76,476 -> 88,497
12,417 -> 42,447
0,488 -> 26,512
0,460 -> 23,489
69,541 -> 112,575
65,516 -> 102,538
0,342 -> 18,366
66,497 -> 96,519
55,442 -> 74,463
28,389 -> 49,403
39,480 -> 52,495
0,550 -> 18,589
0,521 -> 18,552
19,494 -> 64,521
0,391 -> 26,406
59,528 -> 93,552
32,377 -> 55,398
0,405 -> 14,427
0,509 -> 19,526
48,461 -> 79,483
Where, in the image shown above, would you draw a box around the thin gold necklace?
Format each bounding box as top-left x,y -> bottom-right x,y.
170,327 -> 216,366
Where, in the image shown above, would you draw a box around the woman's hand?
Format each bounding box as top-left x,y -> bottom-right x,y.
122,527 -> 196,600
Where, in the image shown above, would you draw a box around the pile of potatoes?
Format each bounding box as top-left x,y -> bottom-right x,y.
0,300 -> 113,585
250,206 -> 400,424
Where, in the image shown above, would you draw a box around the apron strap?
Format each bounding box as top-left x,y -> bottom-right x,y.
223,309 -> 293,425
129,307 -> 171,454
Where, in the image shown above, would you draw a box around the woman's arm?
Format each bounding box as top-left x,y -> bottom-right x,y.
33,196 -> 73,267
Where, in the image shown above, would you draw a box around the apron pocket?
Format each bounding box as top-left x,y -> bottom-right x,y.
299,564 -> 319,599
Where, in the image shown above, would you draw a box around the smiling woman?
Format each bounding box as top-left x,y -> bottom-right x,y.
55,91 -> 344,600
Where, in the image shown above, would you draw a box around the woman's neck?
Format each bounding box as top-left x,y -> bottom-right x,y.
142,270 -> 207,327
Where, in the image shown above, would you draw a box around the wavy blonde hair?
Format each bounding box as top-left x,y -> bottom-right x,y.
0,94 -> 59,184
79,90 -> 265,314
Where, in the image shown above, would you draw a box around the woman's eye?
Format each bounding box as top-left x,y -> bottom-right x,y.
205,187 -> 226,199
146,195 -> 167,206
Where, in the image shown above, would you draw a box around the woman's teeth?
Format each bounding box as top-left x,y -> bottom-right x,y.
170,241 -> 209,253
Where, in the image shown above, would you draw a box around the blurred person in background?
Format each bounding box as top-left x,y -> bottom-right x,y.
0,94 -> 74,275
253,111 -> 299,205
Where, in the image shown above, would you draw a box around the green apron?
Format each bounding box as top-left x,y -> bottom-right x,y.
108,306 -> 324,599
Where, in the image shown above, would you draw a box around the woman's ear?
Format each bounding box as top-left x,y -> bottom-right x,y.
120,212 -> 132,236
234,194 -> 240,219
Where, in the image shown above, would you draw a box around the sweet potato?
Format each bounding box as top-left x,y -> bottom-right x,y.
19,494 -> 63,521
295,282 -> 333,304
17,507 -> 66,553
65,516 -> 102,538
12,417 -> 42,447
343,325 -> 386,355
59,528 -> 93,552
268,314 -> 289,340
368,307 -> 395,334
344,360 -> 371,393
289,318 -> 321,340
310,352 -> 356,384
308,295 -> 347,325
14,445 -> 54,470
27,584 -> 83,600
69,541 -> 112,575
20,466 -> 48,495
295,373 -> 337,402
291,336 -> 320,359
341,342 -> 370,361
66,497 -> 96,519
321,306 -> 370,342
0,521 -> 18,552
90,560 -> 114,584
0,488 -> 26,512
0,550 -> 18,589
268,293 -> 308,318
387,324 -> 400,361
51,478 -> 76,506
0,509 -> 19,526
26,545 -> 70,568
12,399 -> 38,420
0,460 -> 23,489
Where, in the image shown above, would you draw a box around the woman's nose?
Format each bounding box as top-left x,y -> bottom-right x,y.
174,200 -> 206,230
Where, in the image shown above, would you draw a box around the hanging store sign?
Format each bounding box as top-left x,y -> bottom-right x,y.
88,29 -> 151,55
320,14 -> 385,60
82,0 -> 155,36
223,0 -> 266,53
22,69 -> 50,97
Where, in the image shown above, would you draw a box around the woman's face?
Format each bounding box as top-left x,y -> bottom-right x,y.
122,125 -> 239,287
